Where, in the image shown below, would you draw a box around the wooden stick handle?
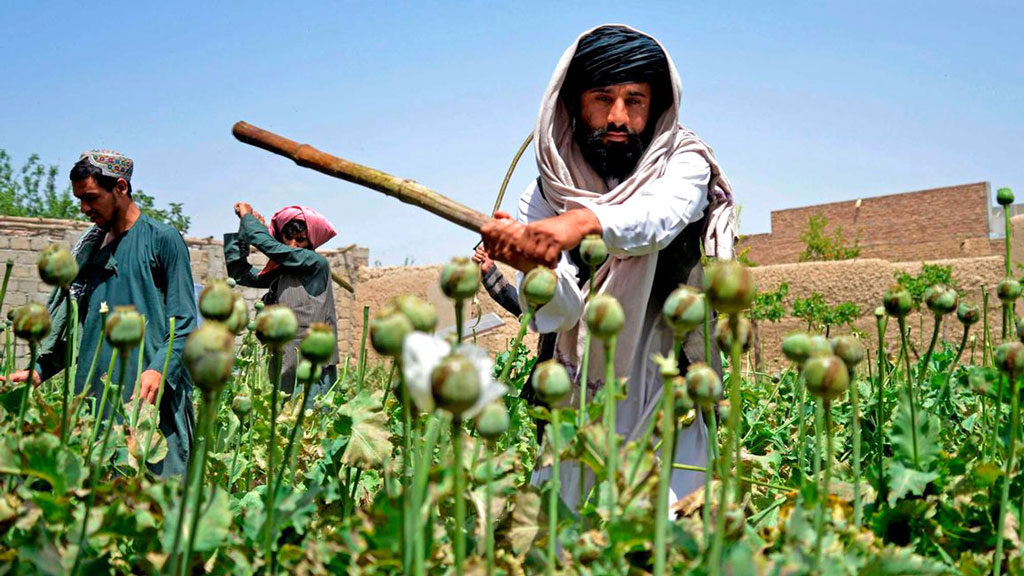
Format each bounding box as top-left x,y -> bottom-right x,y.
232,121 -> 489,232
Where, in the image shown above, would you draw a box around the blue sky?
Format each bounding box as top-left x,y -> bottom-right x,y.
2,1 -> 1020,265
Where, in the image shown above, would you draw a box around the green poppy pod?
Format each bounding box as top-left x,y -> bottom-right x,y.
997,187 -> 1015,207
183,322 -> 235,393
474,401 -> 510,441
803,355 -> 850,401
662,286 -> 705,336
226,277 -> 237,289
255,305 -> 298,349
440,257 -> 480,302
923,284 -> 958,316
254,300 -> 265,312
532,359 -> 572,406
686,363 -> 723,408
995,341 -> 1024,375
882,285 -> 913,318
714,315 -> 751,354
393,294 -> 438,333
296,358 -> 321,384
584,294 -> 625,340
873,306 -> 886,320
997,278 -> 1022,305
702,260 -> 755,314
12,302 -> 51,343
369,307 -> 413,357
224,295 -> 249,336
579,234 -> 608,268
522,266 -> 558,308
808,335 -> 833,358
199,280 -> 236,322
37,244 -> 78,289
300,322 -> 336,365
430,353 -> 482,416
831,335 -> 865,368
104,306 -> 144,353
781,332 -> 811,365
232,390 -> 253,416
957,302 -> 981,326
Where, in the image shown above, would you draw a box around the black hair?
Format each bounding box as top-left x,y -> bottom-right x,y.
69,158 -> 132,195
279,219 -> 308,241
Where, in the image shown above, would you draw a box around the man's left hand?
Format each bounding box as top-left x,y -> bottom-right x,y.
137,370 -> 163,405
481,208 -> 602,272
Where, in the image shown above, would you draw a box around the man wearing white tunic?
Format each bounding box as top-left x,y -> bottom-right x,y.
481,24 -> 737,508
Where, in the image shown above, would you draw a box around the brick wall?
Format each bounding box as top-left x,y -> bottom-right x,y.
741,182 -> 993,265
0,215 -> 368,356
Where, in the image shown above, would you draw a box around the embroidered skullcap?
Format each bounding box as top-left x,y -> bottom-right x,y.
79,149 -> 133,181
563,25 -> 669,96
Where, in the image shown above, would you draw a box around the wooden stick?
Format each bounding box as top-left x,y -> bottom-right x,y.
232,121 -> 488,232
331,270 -> 355,294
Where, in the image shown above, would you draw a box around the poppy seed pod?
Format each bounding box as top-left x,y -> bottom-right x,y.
703,260 -> 755,314
924,284 -> 958,316
995,341 -> 1024,375
199,280 -> 236,322
370,307 -> 413,357
997,187 -> 1015,207
522,266 -> 558,308
226,277 -> 237,289
808,335 -> 833,358
440,257 -> 480,302
300,322 -> 336,365
532,359 -> 572,406
393,294 -> 438,333
714,315 -> 751,354
803,355 -> 850,401
12,302 -> 52,343
882,285 -> 913,318
296,358 -> 321,383
255,305 -> 298,349
584,294 -> 625,340
232,390 -> 253,416
37,244 -> 78,289
686,363 -> 723,408
873,306 -> 885,320
474,401 -> 510,441
579,234 -> 608,268
781,332 -> 812,365
254,300 -> 265,312
104,306 -> 144,353
662,286 -> 705,336
224,295 -> 249,336
957,302 -> 981,326
997,278 -> 1022,305
183,322 -> 235,393
430,353 -> 482,417
831,335 -> 865,368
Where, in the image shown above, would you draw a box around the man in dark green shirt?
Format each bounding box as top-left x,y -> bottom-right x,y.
4,150 -> 197,476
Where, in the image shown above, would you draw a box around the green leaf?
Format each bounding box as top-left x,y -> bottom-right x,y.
190,487 -> 231,552
860,544 -> 950,575
336,391 -> 393,470
887,462 -> 938,507
890,395 -> 940,469
0,433 -> 84,494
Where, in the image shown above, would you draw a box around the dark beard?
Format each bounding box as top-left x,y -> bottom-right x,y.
574,122 -> 650,181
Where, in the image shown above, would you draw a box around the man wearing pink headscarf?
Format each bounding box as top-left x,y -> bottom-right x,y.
224,203 -> 340,395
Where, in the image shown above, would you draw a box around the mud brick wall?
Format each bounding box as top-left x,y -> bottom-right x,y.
742,182 -> 993,265
0,215 -> 367,358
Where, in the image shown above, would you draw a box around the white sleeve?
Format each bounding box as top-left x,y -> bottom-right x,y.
569,151 -> 711,256
516,181 -> 584,334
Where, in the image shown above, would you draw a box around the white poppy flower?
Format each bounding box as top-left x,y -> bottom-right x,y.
401,332 -> 508,419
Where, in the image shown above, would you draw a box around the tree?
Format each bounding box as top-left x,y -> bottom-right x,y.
0,149 -> 191,233
791,291 -> 861,337
799,212 -> 861,262
749,281 -> 789,371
